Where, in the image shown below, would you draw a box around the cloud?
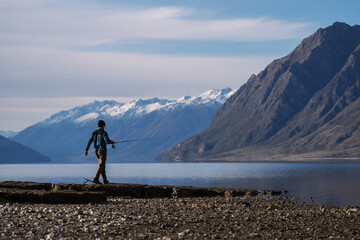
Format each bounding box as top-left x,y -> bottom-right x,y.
0,0 -> 308,130
0,0 -> 305,98
0,0 -> 310,49
0,45 -> 273,98
0,96 -> 139,131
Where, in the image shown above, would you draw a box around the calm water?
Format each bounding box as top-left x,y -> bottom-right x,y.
1,162 -> 360,206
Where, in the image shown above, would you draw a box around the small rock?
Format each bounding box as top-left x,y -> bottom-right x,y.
45,233 -> 55,240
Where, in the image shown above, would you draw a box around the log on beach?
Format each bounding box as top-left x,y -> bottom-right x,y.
0,181 -> 287,204
0,188 -> 106,204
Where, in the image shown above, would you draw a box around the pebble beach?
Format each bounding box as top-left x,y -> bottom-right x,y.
1,196 -> 360,239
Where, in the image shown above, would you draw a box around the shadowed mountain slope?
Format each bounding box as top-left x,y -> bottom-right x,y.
164,22 -> 360,161
0,135 -> 51,163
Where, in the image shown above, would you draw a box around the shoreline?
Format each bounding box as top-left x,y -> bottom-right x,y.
4,158 -> 360,165
0,181 -> 287,204
1,181 -> 360,238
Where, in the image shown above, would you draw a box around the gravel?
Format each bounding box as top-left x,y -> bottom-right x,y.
1,196 -> 359,239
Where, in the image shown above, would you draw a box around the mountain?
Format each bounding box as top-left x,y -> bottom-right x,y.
0,135 -> 51,163
0,130 -> 18,138
164,22 -> 360,161
13,88 -> 235,163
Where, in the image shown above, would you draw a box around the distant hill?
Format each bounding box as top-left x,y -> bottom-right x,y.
0,135 -> 51,163
164,22 -> 360,161
0,130 -> 18,138
13,88 -> 235,163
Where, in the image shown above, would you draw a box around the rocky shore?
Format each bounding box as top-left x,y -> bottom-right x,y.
1,196 -> 360,239
0,182 -> 360,239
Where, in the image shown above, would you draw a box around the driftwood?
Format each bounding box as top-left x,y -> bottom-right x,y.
0,181 -> 287,204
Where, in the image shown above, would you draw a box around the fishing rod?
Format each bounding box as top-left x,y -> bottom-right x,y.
110,138 -> 157,148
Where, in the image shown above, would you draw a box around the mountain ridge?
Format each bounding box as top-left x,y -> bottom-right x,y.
0,130 -> 18,138
13,88 -> 235,162
164,22 -> 360,161
38,88 -> 235,125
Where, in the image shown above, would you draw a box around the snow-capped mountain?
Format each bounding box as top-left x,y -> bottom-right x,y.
13,88 -> 235,163
42,88 -> 235,124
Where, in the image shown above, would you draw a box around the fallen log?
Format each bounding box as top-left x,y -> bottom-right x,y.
0,181 -> 287,204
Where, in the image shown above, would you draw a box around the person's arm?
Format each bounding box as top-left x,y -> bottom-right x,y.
103,131 -> 114,144
84,135 -> 94,156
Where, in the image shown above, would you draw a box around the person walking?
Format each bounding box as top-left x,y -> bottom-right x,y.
84,120 -> 114,184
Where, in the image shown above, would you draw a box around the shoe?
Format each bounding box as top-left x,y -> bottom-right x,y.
103,180 -> 109,184
93,178 -> 101,184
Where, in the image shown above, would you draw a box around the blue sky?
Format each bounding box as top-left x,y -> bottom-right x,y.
1,0 -> 360,131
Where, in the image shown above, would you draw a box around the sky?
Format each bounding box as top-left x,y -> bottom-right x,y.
1,0 -> 360,131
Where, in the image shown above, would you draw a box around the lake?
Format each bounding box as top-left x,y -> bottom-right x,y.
1,162 -> 360,206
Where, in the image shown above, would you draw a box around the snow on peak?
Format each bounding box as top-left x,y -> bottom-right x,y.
42,100 -> 120,125
75,112 -> 99,123
105,98 -> 173,117
197,87 -> 235,103
39,88 -> 235,125
176,87 -> 235,105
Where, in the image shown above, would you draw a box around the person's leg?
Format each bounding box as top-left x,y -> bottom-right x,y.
93,151 -> 103,183
99,151 -> 108,183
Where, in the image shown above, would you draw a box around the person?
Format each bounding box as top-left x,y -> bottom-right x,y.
84,120 -> 115,184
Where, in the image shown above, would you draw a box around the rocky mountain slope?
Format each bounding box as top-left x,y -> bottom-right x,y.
164,22 -> 360,161
0,135 -> 51,163
13,88 -> 235,162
